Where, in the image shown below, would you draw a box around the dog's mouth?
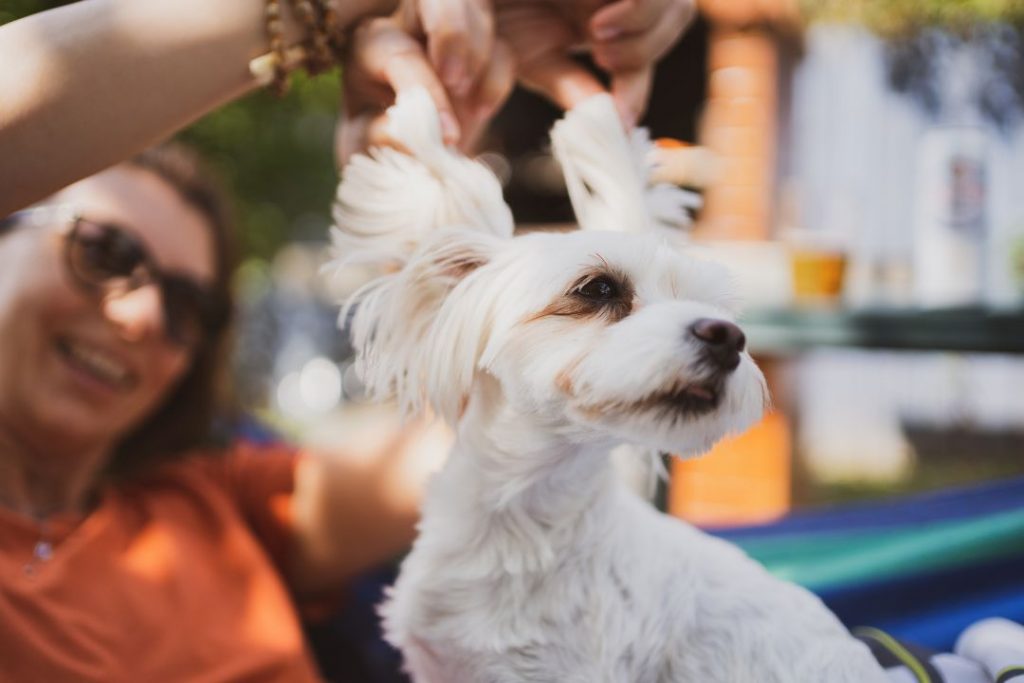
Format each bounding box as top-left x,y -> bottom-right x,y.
651,381 -> 722,417
577,379 -> 724,422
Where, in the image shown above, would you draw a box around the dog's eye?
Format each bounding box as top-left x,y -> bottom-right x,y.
577,276 -> 620,301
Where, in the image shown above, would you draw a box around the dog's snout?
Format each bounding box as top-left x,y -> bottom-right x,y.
688,318 -> 746,371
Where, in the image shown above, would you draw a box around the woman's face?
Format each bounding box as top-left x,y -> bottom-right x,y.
0,165 -> 217,455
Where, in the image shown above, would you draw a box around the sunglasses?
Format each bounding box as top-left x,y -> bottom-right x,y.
2,206 -> 228,348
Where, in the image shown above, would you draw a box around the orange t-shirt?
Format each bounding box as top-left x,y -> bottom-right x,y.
0,444 -> 324,682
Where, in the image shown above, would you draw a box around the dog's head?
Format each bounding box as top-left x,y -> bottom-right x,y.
333,90 -> 767,457
351,226 -> 765,456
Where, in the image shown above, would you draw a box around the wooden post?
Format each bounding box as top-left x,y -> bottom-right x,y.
669,0 -> 801,526
696,26 -> 779,241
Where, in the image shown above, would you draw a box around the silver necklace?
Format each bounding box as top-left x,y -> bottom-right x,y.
24,520 -> 55,576
0,498 -> 77,576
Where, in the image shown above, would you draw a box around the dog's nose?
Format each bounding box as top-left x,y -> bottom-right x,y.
688,318 -> 746,371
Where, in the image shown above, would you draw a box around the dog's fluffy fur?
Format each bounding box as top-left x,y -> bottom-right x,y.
330,90 -> 888,682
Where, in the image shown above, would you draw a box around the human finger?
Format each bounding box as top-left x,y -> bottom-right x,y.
453,38 -> 516,151
351,17 -> 462,143
589,0 -> 662,41
339,16 -> 463,163
496,2 -> 604,111
591,9 -> 687,73
419,0 -> 495,97
610,66 -> 652,127
521,55 -> 606,112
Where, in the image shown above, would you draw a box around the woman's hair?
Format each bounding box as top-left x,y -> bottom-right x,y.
104,142 -> 240,479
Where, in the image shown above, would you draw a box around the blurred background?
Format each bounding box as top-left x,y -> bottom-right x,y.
5,0 -> 1024,525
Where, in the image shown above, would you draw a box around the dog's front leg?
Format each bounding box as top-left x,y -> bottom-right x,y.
401,636 -> 453,683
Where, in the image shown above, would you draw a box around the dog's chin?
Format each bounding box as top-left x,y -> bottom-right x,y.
569,381 -> 761,456
642,380 -> 724,419
573,378 -> 725,425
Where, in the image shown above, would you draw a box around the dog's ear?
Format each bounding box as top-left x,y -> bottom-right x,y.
348,228 -> 499,421
551,94 -> 701,234
330,87 -> 517,422
331,88 -> 513,272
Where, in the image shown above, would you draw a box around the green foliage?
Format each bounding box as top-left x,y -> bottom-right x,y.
178,72 -> 342,261
0,0 -> 43,26
801,0 -> 1024,35
4,2 -> 344,260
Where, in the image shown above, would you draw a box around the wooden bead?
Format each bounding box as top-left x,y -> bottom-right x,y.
264,0 -> 290,95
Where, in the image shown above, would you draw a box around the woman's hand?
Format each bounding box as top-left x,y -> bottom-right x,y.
336,0 -> 514,164
416,0 -> 495,98
496,0 -> 697,126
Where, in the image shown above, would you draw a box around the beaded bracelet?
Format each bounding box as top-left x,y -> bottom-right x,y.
264,0 -> 291,95
290,0 -> 334,75
249,0 -> 346,94
313,0 -> 347,63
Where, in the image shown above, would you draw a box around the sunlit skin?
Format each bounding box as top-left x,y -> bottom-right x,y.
0,165 -> 216,517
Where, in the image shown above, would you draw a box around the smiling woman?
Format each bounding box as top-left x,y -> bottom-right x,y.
0,148 -> 224,471
0,145 -> 234,481
0,145 -> 442,681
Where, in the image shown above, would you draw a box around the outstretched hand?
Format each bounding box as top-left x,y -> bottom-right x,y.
334,0 -> 696,165
336,0 -> 514,164
497,0 -> 696,126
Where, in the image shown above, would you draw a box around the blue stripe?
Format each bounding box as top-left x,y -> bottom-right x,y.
708,476 -> 1024,538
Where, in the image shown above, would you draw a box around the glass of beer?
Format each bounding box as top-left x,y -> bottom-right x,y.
784,229 -> 848,305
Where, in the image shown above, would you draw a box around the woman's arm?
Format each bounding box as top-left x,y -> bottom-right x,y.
286,414 -> 451,595
0,0 -> 388,216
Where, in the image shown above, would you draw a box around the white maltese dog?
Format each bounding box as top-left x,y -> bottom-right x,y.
330,90 -> 888,682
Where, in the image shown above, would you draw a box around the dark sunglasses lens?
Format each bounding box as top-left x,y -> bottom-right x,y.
67,219 -> 224,347
68,221 -> 145,286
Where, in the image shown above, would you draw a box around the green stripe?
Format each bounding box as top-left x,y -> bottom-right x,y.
734,507 -> 1024,590
854,627 -> 931,683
